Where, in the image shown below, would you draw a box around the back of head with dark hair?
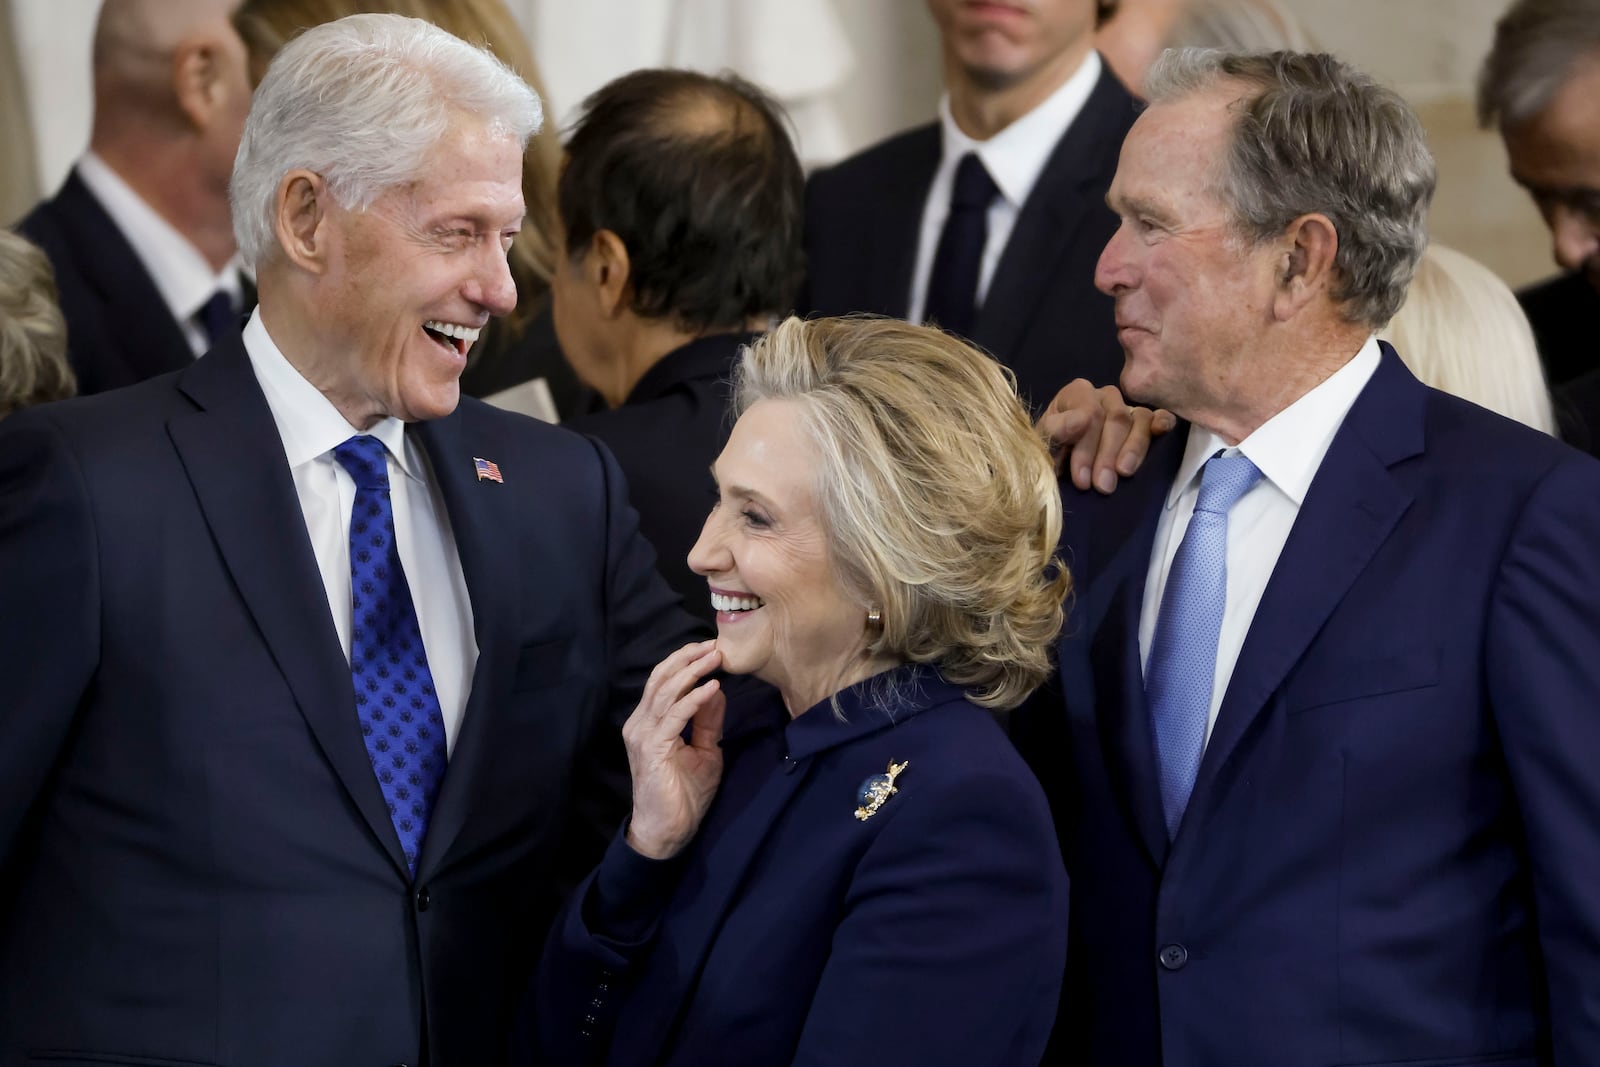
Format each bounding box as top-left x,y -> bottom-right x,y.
558,68 -> 805,334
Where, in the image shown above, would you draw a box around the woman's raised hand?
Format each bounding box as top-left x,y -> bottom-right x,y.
622,640 -> 728,860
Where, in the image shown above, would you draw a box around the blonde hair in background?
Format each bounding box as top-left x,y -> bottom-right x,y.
0,229 -> 75,418
231,0 -> 561,332
735,316 -> 1071,711
0,0 -> 40,224
1380,243 -> 1557,435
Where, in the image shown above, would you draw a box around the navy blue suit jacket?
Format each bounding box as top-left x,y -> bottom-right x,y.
0,337 -> 699,1066
799,63 -> 1137,413
536,668 -> 1070,1066
1013,346 -> 1600,1066
17,170 -> 249,395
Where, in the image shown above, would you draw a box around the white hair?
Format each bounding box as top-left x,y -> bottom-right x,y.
1379,243 -> 1557,435
229,13 -> 542,270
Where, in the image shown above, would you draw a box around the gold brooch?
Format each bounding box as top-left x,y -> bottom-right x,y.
854,760 -> 909,821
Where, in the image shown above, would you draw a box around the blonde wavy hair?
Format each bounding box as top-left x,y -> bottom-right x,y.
736,316 -> 1070,711
0,229 -> 75,419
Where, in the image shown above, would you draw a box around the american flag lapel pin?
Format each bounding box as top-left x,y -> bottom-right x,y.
473,457 -> 503,483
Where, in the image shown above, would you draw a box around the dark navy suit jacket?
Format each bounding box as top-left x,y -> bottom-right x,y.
800,62 -> 1138,413
17,169 -> 250,395
536,667 -> 1070,1066
0,337 -> 698,1067
1013,345 -> 1600,1067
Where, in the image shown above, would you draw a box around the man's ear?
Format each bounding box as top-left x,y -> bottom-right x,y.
274,171 -> 332,274
171,31 -> 239,132
589,229 -> 633,319
1271,212 -> 1339,321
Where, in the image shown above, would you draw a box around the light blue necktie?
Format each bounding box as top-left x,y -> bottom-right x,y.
1146,453 -> 1263,838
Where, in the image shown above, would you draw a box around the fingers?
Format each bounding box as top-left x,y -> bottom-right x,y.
688,687 -> 727,752
1035,379 -> 1104,484
627,640 -> 720,744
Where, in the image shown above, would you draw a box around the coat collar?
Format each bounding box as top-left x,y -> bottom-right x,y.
623,331 -> 756,407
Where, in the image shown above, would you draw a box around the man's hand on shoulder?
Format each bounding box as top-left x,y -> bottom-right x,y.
1036,379 -> 1175,493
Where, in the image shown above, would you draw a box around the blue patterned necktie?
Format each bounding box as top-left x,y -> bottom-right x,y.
332,434 -> 448,876
1146,452 -> 1263,838
923,152 -> 1000,338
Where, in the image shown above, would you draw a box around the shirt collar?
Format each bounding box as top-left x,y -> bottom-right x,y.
1166,335 -> 1383,509
76,152 -> 244,325
936,50 -> 1102,209
241,309 -> 420,483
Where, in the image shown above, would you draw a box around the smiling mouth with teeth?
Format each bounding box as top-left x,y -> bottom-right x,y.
710,591 -> 765,614
422,319 -> 482,357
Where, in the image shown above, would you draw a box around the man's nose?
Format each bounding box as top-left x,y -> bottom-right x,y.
1095,223 -> 1134,296
470,244 -> 520,317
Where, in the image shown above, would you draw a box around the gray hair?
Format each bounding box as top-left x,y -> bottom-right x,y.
1477,0 -> 1600,129
229,13 -> 542,270
1145,48 -> 1436,327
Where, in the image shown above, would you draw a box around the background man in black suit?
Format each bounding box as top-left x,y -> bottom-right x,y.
1478,0 -> 1600,452
17,0 -> 254,394
0,14 -> 695,1065
801,0 -> 1135,413
556,69 -> 806,622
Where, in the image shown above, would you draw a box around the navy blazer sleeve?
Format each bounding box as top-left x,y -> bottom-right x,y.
1487,450 -> 1600,1058
0,409 -> 99,865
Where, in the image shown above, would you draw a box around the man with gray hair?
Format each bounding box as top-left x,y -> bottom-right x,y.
17,0 -> 255,395
0,14 -> 695,1066
1012,48 -> 1600,1066
1480,0 -> 1600,388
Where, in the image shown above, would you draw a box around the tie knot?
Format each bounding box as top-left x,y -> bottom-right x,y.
951,152 -> 999,210
1194,453 -> 1262,515
196,289 -> 238,349
332,434 -> 391,490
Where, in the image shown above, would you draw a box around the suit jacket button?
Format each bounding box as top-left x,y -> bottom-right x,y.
415,887 -> 431,912
1158,944 -> 1189,970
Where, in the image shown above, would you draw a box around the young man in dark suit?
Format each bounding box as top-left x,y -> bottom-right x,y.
1013,48 -> 1600,1066
801,0 -> 1134,413
17,0 -> 254,395
0,15 -> 696,1066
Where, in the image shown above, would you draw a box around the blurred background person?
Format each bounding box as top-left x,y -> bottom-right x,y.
0,0 -> 39,225
1098,0 -> 1314,92
232,0 -> 593,418
16,0 -> 254,395
535,315 -> 1071,1066
802,0 -> 1135,414
1478,0 -> 1600,388
554,68 -> 805,622
1380,242 -> 1557,434
0,228 -> 75,417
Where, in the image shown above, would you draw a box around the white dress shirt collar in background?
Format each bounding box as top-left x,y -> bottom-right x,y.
243,310 -> 477,753
1140,335 -> 1383,745
76,151 -> 244,358
908,50 -> 1103,324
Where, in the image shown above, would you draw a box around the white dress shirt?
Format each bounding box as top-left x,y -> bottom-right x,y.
243,311 -> 478,754
76,152 -> 245,357
1139,336 -> 1383,745
907,50 -> 1103,324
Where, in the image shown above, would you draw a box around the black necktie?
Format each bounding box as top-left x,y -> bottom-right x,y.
196,290 -> 239,350
923,152 -> 999,339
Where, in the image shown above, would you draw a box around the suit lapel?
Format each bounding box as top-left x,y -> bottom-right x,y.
861,128 -> 941,318
973,67 -> 1134,360
56,171 -> 194,381
167,340 -> 409,878
1060,432 -> 1186,868
410,409 -> 521,878
1186,350 -> 1425,824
